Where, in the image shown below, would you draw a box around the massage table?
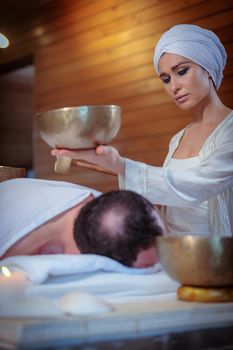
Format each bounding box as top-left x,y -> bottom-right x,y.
0,255 -> 233,349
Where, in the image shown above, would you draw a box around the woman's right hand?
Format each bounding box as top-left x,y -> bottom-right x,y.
51,145 -> 125,176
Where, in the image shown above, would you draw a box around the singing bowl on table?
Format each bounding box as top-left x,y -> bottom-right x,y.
36,105 -> 121,173
156,236 -> 233,287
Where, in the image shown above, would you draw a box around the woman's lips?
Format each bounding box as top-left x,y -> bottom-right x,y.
175,94 -> 189,103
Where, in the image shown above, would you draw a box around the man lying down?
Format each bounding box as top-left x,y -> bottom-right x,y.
0,178 -> 164,268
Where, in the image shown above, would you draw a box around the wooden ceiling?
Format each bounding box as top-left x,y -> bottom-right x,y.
0,0 -> 53,24
0,0 -> 56,73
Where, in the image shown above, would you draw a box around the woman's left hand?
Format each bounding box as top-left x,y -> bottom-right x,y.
51,145 -> 125,176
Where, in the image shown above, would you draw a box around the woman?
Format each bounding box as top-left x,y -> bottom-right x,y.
52,24 -> 233,236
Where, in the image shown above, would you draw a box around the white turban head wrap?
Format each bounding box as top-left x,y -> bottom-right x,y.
153,24 -> 227,89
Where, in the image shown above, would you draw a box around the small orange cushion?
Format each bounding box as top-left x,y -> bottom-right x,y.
177,285 -> 233,302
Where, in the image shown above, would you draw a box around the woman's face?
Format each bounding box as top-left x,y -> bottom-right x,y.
158,53 -> 211,110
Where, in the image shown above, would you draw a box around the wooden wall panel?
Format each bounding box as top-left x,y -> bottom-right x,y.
0,0 -> 232,192
0,67 -> 34,169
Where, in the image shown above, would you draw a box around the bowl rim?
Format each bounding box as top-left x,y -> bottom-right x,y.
35,105 -> 122,116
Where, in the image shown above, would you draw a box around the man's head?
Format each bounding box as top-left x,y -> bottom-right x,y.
74,190 -> 164,267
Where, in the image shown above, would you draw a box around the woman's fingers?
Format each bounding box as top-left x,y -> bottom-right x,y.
96,145 -> 111,155
51,148 -> 95,159
51,146 -> 112,159
51,148 -> 95,164
51,146 -> 125,175
51,147 -> 111,165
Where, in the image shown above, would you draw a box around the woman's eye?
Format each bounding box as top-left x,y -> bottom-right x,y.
178,68 -> 189,76
161,76 -> 170,84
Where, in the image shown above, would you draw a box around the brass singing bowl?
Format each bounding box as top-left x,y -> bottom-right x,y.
36,105 -> 121,173
36,105 -> 121,149
156,236 -> 233,287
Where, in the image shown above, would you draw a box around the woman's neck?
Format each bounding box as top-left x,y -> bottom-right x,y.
191,87 -> 231,126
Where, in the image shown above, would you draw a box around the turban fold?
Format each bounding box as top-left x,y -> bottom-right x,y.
153,24 -> 227,89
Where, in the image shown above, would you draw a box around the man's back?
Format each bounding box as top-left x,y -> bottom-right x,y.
0,178 -> 101,257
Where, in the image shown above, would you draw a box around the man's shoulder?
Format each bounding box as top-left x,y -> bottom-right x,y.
0,178 -> 101,196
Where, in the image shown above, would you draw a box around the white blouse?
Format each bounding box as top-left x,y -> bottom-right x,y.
165,157 -> 210,235
119,111 -> 233,236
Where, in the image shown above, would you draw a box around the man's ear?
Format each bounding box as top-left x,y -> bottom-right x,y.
132,246 -> 159,268
39,241 -> 65,254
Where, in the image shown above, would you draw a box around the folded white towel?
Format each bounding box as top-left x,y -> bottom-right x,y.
1,254 -> 161,284
27,270 -> 178,302
0,255 -> 179,318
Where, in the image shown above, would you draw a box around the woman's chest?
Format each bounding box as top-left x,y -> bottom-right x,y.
172,125 -> 216,158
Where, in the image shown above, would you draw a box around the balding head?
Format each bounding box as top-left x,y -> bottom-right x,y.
74,190 -> 164,267
100,206 -> 126,237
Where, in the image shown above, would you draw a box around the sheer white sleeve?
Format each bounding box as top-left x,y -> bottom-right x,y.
122,131 -> 233,208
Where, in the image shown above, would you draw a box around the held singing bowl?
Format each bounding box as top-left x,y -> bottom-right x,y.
36,105 -> 121,174
156,236 -> 233,287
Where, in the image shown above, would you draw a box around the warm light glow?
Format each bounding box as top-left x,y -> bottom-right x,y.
1,266 -> 12,278
34,26 -> 45,37
0,33 -> 9,48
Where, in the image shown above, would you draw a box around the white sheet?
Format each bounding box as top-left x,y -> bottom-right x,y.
0,178 -> 101,256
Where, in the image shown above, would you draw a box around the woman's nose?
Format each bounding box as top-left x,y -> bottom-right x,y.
170,77 -> 181,94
